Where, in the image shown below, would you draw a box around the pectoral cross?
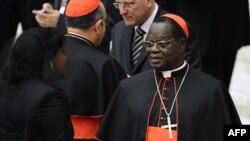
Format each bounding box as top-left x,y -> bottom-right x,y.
161,116 -> 177,139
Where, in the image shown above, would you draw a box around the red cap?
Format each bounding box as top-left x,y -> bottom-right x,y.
66,0 -> 100,17
161,14 -> 189,38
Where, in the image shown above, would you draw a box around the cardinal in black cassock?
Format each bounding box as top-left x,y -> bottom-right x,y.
56,0 -> 127,139
96,14 -> 241,141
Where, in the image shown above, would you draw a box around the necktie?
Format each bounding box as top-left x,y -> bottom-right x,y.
132,27 -> 145,67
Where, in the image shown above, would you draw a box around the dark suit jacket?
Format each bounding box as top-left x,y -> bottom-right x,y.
110,6 -> 201,76
0,79 -> 73,141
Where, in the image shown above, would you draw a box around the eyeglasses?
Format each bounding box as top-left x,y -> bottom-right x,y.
144,38 -> 177,49
113,2 -> 135,9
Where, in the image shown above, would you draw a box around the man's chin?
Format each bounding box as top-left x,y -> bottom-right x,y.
124,20 -> 136,27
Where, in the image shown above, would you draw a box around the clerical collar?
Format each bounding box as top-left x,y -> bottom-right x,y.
161,61 -> 187,78
65,32 -> 95,47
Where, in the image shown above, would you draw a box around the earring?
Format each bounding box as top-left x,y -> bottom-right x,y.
49,61 -> 54,70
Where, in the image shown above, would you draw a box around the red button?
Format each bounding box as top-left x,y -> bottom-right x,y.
163,87 -> 169,91
162,97 -> 168,100
166,78 -> 172,81
160,117 -> 166,120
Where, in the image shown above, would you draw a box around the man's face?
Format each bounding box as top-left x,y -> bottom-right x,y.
146,22 -> 181,71
115,0 -> 153,26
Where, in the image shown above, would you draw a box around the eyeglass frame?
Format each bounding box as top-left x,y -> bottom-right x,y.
113,1 -> 135,9
144,38 -> 178,49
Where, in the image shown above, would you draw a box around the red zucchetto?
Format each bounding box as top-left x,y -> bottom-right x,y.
66,0 -> 100,17
161,13 -> 189,38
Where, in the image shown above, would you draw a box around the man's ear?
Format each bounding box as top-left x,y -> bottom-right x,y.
178,38 -> 186,53
147,0 -> 154,7
93,19 -> 103,34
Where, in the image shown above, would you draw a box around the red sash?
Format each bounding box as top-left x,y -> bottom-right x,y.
147,126 -> 177,141
71,115 -> 103,139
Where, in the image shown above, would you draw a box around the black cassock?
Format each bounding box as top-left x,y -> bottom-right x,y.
96,64 -> 241,141
56,34 -> 127,116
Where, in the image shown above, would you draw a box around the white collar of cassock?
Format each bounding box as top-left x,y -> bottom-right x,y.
161,61 -> 187,78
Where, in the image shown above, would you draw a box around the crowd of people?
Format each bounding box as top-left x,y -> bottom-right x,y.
0,0 -> 249,140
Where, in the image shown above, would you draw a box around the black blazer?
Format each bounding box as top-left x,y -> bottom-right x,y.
0,79 -> 73,141
110,6 -> 201,76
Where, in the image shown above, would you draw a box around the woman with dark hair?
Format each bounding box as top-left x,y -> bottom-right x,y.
0,27 -> 74,141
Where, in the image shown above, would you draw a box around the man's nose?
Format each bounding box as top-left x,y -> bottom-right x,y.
119,6 -> 128,15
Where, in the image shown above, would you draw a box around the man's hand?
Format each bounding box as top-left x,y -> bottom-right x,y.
32,3 -> 60,27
